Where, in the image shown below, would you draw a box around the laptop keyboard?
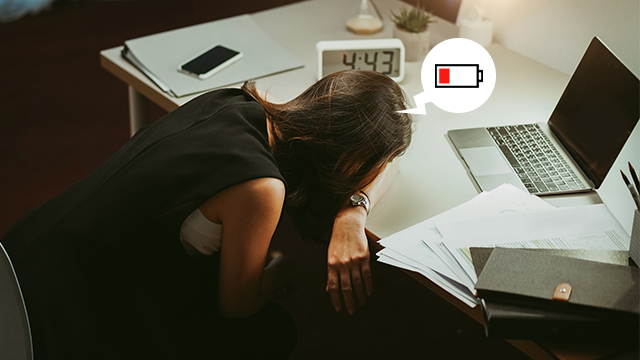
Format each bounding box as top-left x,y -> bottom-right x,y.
487,124 -> 587,194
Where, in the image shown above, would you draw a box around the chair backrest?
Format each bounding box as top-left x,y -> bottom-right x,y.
0,242 -> 33,360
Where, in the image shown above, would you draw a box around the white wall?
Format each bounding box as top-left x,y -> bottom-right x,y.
458,0 -> 640,76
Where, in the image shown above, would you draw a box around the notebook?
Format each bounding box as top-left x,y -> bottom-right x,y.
473,248 -> 639,320
448,37 -> 639,195
122,14 -> 304,97
470,248 -> 639,342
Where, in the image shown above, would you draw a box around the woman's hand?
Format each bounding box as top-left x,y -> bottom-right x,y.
326,205 -> 372,315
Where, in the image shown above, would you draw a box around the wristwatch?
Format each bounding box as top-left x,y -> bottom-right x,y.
349,191 -> 370,215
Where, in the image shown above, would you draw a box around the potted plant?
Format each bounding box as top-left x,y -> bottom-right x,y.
390,3 -> 436,61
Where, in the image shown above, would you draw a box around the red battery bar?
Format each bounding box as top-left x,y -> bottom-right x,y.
435,64 -> 483,88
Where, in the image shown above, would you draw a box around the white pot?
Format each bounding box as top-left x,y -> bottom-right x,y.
393,26 -> 431,62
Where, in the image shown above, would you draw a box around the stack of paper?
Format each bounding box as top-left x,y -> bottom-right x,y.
377,184 -> 631,308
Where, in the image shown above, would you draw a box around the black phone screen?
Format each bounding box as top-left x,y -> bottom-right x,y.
181,46 -> 240,75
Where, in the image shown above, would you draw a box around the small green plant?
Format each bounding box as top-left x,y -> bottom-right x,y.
390,3 -> 436,33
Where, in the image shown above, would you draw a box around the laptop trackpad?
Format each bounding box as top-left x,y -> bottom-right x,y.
459,147 -> 512,176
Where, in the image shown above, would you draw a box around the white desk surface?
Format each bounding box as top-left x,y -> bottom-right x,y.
103,0 -> 640,239
100,0 -> 640,358
101,0 -> 639,242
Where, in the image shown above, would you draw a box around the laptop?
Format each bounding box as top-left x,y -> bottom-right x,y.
448,37 -> 640,195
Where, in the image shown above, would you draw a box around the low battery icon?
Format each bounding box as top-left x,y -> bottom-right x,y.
435,64 -> 483,88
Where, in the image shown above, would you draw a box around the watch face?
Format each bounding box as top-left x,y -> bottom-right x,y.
350,194 -> 365,203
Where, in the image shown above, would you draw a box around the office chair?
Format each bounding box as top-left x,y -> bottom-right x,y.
0,242 -> 33,360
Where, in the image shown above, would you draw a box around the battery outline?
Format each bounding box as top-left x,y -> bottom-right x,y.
435,64 -> 484,88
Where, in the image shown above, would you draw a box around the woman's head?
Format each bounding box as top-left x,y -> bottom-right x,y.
243,70 -> 413,243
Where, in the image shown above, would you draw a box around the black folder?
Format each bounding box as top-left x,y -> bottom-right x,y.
471,248 -> 639,342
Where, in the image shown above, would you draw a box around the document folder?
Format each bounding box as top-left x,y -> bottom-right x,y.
480,299 -> 639,342
474,248 -> 639,320
471,248 -> 639,341
122,14 -> 304,97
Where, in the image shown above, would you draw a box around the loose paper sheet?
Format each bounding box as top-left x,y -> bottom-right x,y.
432,203 -> 630,283
377,184 -> 555,307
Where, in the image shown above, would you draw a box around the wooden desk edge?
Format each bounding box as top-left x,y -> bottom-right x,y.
100,48 -> 180,113
365,229 -> 557,360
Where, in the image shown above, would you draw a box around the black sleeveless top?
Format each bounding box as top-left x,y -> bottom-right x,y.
1,89 -> 286,359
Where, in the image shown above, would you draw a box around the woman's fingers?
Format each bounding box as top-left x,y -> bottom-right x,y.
326,264 -> 360,314
327,260 -> 372,314
340,269 -> 356,314
361,259 -> 373,297
350,266 -> 366,307
326,267 -> 342,312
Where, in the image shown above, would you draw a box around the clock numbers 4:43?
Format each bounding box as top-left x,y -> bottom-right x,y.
343,51 -> 395,75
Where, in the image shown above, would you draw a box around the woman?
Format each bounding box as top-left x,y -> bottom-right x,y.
1,70 -> 412,359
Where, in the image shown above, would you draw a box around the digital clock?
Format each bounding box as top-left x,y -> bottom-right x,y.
316,39 -> 405,82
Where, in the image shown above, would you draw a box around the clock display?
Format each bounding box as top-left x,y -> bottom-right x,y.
316,39 -> 405,81
322,49 -> 401,78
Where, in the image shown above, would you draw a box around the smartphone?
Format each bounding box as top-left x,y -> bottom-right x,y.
178,45 -> 243,80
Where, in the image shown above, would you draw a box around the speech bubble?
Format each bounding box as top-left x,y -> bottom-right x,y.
401,38 -> 496,114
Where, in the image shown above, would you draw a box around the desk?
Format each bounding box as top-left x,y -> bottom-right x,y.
100,0 -> 639,358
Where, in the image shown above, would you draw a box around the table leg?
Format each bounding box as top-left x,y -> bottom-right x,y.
128,86 -> 149,137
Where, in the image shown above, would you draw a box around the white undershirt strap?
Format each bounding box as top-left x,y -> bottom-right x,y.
179,208 -> 222,255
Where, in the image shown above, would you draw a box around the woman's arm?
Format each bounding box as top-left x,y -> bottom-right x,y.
326,161 -> 399,314
200,177 -> 293,318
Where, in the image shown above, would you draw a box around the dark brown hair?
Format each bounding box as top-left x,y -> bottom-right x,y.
243,70 -> 413,243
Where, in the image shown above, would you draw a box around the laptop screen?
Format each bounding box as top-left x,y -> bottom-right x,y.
548,37 -> 639,188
